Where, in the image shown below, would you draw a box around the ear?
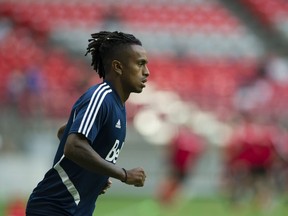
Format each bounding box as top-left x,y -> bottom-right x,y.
112,60 -> 123,75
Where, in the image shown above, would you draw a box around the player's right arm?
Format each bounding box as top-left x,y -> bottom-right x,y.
64,133 -> 146,187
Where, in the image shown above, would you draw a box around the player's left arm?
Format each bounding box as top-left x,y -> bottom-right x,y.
57,123 -> 67,140
100,178 -> 112,195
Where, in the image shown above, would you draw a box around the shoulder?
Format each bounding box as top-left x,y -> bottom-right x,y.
75,83 -> 113,106
88,82 -> 113,98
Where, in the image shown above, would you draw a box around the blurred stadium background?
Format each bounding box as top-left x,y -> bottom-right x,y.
1,0 -> 288,215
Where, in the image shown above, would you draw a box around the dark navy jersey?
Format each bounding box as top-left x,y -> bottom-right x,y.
26,81 -> 126,216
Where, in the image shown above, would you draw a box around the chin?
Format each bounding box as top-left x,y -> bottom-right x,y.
132,88 -> 143,93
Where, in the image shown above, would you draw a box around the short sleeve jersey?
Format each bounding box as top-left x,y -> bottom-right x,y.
26,81 -> 126,216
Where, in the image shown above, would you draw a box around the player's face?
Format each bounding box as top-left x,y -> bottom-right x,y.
121,45 -> 149,93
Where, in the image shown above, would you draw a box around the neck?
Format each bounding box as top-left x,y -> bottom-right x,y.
104,78 -> 129,104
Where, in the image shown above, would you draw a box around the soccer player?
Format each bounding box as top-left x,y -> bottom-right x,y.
26,31 -> 149,216
223,113 -> 278,208
157,125 -> 206,205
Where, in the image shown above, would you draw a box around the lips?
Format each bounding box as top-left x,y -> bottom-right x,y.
141,79 -> 147,88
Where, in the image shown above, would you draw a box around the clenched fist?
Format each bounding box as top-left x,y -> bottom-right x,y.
122,167 -> 146,187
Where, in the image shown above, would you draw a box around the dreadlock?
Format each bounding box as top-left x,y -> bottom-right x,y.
85,31 -> 142,78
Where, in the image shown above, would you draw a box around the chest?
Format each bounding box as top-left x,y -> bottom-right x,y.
93,105 -> 126,162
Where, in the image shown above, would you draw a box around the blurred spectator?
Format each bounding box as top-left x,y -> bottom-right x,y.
271,125 -> 288,198
264,54 -> 288,86
156,125 -> 206,206
233,57 -> 274,114
25,66 -> 44,94
0,18 -> 12,41
6,70 -> 26,107
102,5 -> 122,30
222,112 -> 280,210
22,66 -> 45,116
6,66 -> 45,117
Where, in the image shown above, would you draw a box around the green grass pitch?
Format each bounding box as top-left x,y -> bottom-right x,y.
1,196 -> 287,216
93,196 -> 287,216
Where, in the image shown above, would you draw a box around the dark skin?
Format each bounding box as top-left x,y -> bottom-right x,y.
57,124 -> 111,194
107,44 -> 149,103
60,44 -> 149,191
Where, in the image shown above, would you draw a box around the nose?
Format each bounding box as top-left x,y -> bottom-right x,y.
144,65 -> 150,77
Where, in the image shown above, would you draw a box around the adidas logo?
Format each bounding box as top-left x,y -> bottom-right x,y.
115,119 -> 121,129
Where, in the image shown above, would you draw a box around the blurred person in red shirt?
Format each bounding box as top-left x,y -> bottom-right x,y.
223,112 -> 279,209
5,197 -> 25,216
270,125 -> 288,198
157,125 -> 206,206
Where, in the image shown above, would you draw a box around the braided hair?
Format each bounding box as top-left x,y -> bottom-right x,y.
85,31 -> 142,78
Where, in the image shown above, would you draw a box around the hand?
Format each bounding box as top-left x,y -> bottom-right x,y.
57,124 -> 67,140
124,167 -> 146,187
100,178 -> 112,195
